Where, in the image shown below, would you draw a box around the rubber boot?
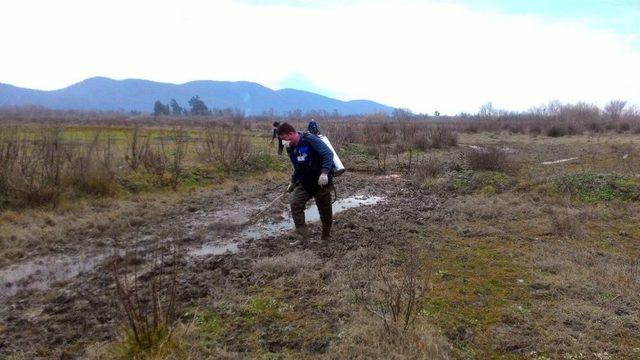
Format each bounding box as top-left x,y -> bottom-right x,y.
289,226 -> 308,246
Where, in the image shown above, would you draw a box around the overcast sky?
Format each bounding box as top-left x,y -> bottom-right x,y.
1,0 -> 639,114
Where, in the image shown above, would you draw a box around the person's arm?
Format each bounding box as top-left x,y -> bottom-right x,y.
305,135 -> 333,174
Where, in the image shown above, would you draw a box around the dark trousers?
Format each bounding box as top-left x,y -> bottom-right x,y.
291,185 -> 333,238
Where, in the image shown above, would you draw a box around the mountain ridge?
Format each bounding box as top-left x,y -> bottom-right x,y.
0,77 -> 394,115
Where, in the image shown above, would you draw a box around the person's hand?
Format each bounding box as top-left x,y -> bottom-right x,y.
318,173 -> 328,187
286,182 -> 296,193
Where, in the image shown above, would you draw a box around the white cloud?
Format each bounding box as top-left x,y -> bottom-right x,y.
1,0 -> 638,114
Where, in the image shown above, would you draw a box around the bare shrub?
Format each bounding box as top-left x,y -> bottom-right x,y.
142,140 -> 169,185
349,248 -> 431,337
71,133 -> 118,197
111,236 -> 179,357
361,123 -> 394,172
6,126 -> 67,207
167,129 -> 187,191
202,127 -> 251,174
426,126 -> 458,149
0,126 -> 19,195
415,156 -> 443,179
323,121 -> 357,150
546,124 -> 568,137
465,146 -> 519,174
124,127 -> 149,171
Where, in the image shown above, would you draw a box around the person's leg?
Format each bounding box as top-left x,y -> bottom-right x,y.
315,185 -> 333,240
290,185 -> 311,234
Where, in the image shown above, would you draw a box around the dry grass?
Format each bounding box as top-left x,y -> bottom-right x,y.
252,250 -> 322,277
548,206 -> 587,239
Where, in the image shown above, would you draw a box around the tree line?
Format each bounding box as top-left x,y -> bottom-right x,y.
153,96 -> 243,118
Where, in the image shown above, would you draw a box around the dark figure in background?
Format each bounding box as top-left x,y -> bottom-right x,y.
270,121 -> 284,155
308,119 -> 320,135
277,122 -> 334,244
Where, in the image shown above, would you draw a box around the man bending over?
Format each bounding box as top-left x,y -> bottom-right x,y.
277,122 -> 334,244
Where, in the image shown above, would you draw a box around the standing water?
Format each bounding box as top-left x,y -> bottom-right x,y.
188,195 -> 385,256
0,195 -> 385,301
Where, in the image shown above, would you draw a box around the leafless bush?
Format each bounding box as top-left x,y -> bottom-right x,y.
202,127 -> 251,174
4,126 -> 67,207
72,133 -> 118,196
0,126 -> 19,195
0,125 -> 128,208
111,235 -> 179,356
425,126 -> 458,149
350,248 -> 431,337
142,140 -> 169,185
322,121 -> 357,150
465,146 -> 518,174
167,129 -> 187,191
361,123 -> 394,172
124,127 -> 149,171
415,156 -> 444,179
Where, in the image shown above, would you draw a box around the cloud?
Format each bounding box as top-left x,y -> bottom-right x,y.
1,0 -> 638,114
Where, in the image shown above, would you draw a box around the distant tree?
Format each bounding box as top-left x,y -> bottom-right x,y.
478,102 -> 494,117
392,108 -> 413,120
188,96 -> 210,116
434,110 -> 440,117
287,109 -> 303,120
153,100 -> 170,116
170,99 -> 184,116
604,100 -> 627,120
261,108 -> 277,119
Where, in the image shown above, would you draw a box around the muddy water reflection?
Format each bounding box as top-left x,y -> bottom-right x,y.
0,254 -> 105,301
189,195 -> 385,256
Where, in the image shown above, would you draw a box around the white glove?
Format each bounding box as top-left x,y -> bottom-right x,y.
318,173 -> 328,187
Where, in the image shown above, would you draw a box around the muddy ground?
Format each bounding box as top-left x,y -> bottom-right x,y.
2,172 -> 449,358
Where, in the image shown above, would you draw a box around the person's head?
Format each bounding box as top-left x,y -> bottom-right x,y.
272,121 -> 280,127
276,122 -> 300,146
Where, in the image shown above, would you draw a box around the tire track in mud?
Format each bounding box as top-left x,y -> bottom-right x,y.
0,173 -> 446,358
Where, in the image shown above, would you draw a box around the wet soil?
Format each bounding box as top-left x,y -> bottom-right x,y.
0,172 -> 445,358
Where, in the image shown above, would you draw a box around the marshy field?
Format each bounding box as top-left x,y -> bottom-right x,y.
1,108 -> 640,359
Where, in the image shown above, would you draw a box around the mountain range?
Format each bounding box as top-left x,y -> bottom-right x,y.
0,77 -> 394,116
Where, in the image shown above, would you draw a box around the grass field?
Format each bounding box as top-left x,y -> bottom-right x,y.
1,116 -> 640,359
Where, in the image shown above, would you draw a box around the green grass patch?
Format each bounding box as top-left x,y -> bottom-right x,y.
447,170 -> 516,194
556,173 -> 640,202
424,235 -> 531,357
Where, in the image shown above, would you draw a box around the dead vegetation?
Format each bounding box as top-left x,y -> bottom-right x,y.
110,235 -> 180,358
349,247 -> 432,337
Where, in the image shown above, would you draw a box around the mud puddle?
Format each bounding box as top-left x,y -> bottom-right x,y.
0,195 -> 385,301
0,253 -> 106,302
189,195 -> 385,256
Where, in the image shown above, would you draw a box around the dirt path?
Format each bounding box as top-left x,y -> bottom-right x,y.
1,172 -> 437,358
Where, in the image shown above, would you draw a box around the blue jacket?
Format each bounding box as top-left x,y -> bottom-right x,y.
287,132 -> 334,194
